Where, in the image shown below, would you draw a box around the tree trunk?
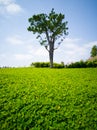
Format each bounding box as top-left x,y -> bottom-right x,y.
49,42 -> 54,68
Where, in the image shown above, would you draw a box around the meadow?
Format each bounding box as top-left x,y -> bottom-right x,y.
0,68 -> 97,130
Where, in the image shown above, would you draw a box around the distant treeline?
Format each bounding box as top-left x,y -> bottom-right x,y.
31,58 -> 97,68
66,60 -> 97,68
0,66 -> 11,69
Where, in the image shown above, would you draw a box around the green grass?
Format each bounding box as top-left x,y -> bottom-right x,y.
0,68 -> 97,130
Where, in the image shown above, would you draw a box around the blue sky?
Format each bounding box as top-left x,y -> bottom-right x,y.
0,0 -> 97,67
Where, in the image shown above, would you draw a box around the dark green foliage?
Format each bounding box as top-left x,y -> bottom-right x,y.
28,9 -> 68,40
31,60 -> 97,68
0,68 -> 97,129
67,61 -> 86,68
31,62 -> 50,68
90,45 -> 97,57
86,60 -> 97,67
53,62 -> 64,68
31,62 -> 64,68
67,60 -> 97,68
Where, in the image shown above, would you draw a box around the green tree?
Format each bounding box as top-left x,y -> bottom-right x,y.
91,45 -> 97,57
27,9 -> 68,68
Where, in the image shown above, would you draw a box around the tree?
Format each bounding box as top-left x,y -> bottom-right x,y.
91,45 -> 97,57
27,9 -> 68,68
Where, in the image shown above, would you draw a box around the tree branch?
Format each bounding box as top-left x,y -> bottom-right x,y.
54,44 -> 60,50
54,39 -> 64,50
45,45 -> 49,52
45,29 -> 50,43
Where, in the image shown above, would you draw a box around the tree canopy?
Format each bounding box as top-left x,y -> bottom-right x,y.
91,45 -> 97,57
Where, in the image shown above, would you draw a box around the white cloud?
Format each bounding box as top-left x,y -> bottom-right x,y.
0,53 -> 32,67
0,54 -> 6,59
35,47 -> 48,56
6,35 -> 24,45
64,37 -> 81,43
6,3 -> 22,14
84,41 -> 97,48
0,0 -> 12,5
55,38 -> 97,63
0,0 -> 23,15
14,54 -> 32,60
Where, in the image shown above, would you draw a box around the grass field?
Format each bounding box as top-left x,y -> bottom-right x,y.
0,68 -> 97,129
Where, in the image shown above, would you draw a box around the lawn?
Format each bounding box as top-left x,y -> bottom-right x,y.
0,68 -> 97,129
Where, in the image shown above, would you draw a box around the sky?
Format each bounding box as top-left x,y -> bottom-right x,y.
0,0 -> 97,67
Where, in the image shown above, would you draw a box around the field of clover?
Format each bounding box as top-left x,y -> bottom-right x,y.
0,68 -> 97,129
